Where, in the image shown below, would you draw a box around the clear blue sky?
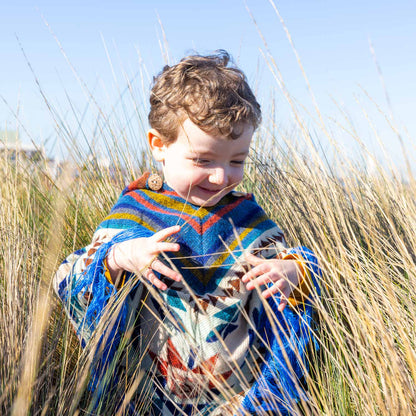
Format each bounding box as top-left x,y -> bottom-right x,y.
1,0 -> 415,165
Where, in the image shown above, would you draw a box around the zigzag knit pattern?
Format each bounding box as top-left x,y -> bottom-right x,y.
99,182 -> 283,294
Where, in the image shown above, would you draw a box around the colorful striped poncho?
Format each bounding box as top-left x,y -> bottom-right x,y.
54,173 -> 320,415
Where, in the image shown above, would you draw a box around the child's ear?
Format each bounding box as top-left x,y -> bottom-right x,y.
148,129 -> 167,162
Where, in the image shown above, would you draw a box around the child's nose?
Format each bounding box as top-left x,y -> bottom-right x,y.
209,167 -> 227,185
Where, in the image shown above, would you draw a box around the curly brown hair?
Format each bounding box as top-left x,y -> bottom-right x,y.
148,50 -> 261,143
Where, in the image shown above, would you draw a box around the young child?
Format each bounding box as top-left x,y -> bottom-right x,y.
54,51 -> 320,415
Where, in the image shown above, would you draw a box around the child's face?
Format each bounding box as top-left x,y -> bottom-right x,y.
149,118 -> 254,206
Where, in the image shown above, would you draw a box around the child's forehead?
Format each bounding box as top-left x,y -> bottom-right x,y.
176,118 -> 254,150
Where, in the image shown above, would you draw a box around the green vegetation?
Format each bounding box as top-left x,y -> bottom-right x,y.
1,105 -> 415,414
1,17 -> 415,412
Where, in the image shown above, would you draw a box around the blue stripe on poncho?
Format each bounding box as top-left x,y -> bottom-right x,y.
239,247 -> 321,415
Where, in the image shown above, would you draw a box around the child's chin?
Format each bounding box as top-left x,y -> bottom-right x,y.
189,194 -> 221,207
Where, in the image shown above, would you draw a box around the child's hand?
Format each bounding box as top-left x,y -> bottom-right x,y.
241,252 -> 303,311
107,225 -> 181,290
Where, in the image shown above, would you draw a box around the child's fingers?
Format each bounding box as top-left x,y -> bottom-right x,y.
244,252 -> 265,266
260,279 -> 285,297
241,263 -> 270,283
245,272 -> 278,291
262,283 -> 291,310
153,225 -> 181,242
277,298 -> 288,312
151,259 -> 181,282
275,285 -> 291,311
146,270 -> 168,291
154,242 -> 180,253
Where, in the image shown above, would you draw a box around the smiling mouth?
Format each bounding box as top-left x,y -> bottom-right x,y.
198,186 -> 223,194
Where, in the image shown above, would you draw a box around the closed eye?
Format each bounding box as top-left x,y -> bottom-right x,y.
231,160 -> 245,165
192,158 -> 210,165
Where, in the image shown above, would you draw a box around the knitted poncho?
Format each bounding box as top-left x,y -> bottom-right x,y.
54,174 -> 320,415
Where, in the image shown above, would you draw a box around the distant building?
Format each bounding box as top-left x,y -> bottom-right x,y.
0,129 -> 59,177
0,130 -> 45,161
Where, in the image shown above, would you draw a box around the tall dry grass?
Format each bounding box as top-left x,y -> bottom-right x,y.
1,103 -> 415,414
245,135 -> 416,414
1,20 -> 416,416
